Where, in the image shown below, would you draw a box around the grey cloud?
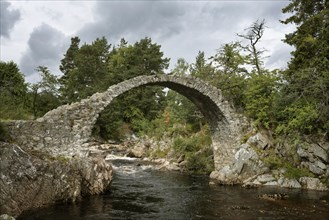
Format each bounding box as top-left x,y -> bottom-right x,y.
266,44 -> 293,69
20,23 -> 69,77
78,1 -> 186,43
0,1 -> 20,38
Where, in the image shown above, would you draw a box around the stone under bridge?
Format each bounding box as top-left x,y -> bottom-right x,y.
6,75 -> 249,171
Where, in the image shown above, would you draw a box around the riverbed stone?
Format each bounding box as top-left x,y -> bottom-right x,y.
299,177 -> 328,191
278,177 -> 301,188
264,181 -> 278,186
257,174 -> 276,183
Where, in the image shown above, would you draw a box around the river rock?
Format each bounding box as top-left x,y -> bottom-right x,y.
278,177 -> 301,188
264,181 -> 278,186
310,144 -> 328,163
211,142 -> 268,184
128,145 -> 147,158
0,142 -> 112,217
308,163 -> 325,175
0,214 -> 15,220
258,193 -> 288,201
299,143 -> 328,163
299,177 -> 328,191
257,174 -> 276,183
166,162 -> 181,171
247,133 -> 269,150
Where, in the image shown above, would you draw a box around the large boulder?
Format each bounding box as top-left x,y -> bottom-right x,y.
297,142 -> 329,177
210,139 -> 268,184
0,142 -> 112,217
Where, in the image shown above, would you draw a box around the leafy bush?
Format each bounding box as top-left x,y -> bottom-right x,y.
172,125 -> 213,174
262,148 -> 313,179
185,147 -> 214,175
276,102 -> 319,135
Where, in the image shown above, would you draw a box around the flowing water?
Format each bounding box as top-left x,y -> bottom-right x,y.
19,155 -> 329,219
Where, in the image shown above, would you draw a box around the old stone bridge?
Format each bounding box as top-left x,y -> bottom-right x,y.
7,75 -> 249,171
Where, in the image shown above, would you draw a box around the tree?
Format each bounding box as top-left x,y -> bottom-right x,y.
94,37 -> 170,141
243,71 -> 279,129
171,58 -> 189,76
280,0 -> 329,135
0,61 -> 29,119
59,37 -> 80,77
59,37 -> 111,103
237,19 -> 267,74
211,42 -> 248,75
209,43 -> 248,109
29,66 -> 60,118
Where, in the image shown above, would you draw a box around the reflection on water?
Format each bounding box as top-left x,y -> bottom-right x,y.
19,157 -> 329,220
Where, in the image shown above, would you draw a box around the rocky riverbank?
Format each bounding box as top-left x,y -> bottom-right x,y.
210,132 -> 329,191
85,132 -> 329,191
1,129 -> 327,218
0,142 -> 113,218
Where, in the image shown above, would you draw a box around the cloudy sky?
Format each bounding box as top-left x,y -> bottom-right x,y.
1,0 -> 294,83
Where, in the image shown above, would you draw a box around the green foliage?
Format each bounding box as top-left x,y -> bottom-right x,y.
244,72 -> 278,129
59,37 -> 111,102
94,38 -> 169,141
208,43 -> 248,108
185,147 -> 214,175
261,147 -> 314,179
276,102 -> 319,135
54,155 -> 70,164
190,51 -> 215,79
150,147 -> 170,159
281,0 -> 329,136
172,125 -> 213,174
0,61 -> 29,119
28,66 -> 60,118
211,42 -> 248,75
284,166 -> 314,179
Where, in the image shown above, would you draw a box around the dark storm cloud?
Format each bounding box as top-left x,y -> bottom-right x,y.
0,1 -> 21,38
20,23 -> 68,76
78,1 -> 186,43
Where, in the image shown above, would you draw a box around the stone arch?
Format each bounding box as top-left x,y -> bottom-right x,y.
7,75 -> 249,171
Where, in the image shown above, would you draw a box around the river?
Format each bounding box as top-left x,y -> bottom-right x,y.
18,155 -> 329,219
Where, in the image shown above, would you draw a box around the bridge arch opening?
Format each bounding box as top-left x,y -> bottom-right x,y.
93,83 -> 215,173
